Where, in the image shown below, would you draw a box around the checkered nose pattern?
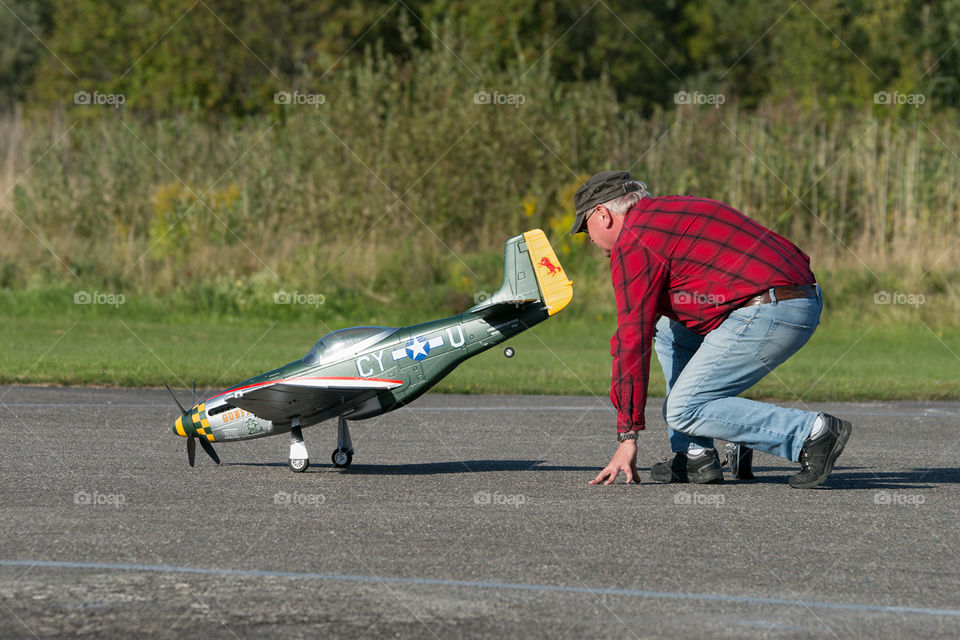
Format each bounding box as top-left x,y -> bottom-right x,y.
172,403 -> 215,442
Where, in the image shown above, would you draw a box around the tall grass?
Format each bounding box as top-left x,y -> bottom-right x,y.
1,40 -> 958,323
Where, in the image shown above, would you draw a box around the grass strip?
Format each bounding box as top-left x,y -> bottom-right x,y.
1,314 -> 956,402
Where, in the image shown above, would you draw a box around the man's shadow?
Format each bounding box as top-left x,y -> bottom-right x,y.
736,464 -> 960,489
226,459 -> 960,487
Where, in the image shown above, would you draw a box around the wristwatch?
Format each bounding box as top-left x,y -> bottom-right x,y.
617,431 -> 639,442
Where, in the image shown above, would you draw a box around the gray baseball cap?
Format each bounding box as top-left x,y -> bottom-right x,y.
569,170 -> 641,235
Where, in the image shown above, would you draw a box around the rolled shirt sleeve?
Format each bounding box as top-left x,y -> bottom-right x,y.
609,240 -> 667,433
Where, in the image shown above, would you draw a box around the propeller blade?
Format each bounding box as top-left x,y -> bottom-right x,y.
164,383 -> 188,415
191,381 -> 196,407
198,437 -> 221,465
187,436 -> 196,467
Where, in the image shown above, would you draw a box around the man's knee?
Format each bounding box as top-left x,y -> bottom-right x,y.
664,393 -> 700,434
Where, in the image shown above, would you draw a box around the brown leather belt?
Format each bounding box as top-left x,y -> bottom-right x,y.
742,284 -> 818,307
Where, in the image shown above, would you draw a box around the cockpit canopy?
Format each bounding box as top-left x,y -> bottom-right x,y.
303,326 -> 399,365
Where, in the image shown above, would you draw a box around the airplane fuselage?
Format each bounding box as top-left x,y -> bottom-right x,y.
180,303 -> 549,445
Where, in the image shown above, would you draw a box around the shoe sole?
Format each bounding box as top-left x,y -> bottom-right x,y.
650,468 -> 681,483
790,419 -> 852,489
690,469 -> 724,484
649,468 -> 723,484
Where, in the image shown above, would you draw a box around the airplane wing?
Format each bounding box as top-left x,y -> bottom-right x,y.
223,377 -> 402,423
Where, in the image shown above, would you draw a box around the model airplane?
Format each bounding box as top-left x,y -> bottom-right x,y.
168,229 -> 573,472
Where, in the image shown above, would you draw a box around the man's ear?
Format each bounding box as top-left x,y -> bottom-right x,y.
598,205 -> 615,229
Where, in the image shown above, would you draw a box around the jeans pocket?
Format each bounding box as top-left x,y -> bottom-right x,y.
756,311 -> 818,367
772,317 -> 817,331
771,298 -> 822,330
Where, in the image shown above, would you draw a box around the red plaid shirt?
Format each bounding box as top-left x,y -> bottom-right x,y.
611,196 -> 815,432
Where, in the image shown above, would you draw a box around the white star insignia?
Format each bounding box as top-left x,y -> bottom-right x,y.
406,337 -> 429,359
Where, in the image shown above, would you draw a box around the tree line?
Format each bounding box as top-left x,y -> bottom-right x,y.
2,0 -> 958,116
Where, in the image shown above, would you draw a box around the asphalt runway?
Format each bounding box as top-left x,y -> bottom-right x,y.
1,385 -> 959,639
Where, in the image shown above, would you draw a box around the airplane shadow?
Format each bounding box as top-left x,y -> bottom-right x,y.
736,465 -> 960,489
225,459 -> 597,475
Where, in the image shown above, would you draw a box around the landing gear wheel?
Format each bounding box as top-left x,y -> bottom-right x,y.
289,457 -> 309,473
503,346 -> 515,358
331,449 -> 353,468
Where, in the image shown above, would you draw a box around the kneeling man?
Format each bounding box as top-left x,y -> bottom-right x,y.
573,171 -> 851,488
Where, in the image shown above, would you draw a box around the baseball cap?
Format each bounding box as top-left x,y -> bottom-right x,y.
570,170 -> 641,235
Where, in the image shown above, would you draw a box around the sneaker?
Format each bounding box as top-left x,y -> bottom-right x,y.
650,450 -> 723,484
788,414 -> 852,489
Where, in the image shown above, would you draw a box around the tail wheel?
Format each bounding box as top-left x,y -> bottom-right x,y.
331,449 -> 353,468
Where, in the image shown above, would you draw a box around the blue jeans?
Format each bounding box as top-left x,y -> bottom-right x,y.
653,286 -> 823,462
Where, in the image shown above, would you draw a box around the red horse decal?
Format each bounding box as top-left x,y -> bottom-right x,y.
538,256 -> 561,276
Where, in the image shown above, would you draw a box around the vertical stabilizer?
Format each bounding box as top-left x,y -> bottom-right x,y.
467,229 -> 573,316
522,229 -> 573,316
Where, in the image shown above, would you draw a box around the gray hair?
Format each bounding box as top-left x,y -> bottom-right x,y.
602,180 -> 650,216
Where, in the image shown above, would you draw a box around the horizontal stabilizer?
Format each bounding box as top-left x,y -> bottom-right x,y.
468,298 -> 537,317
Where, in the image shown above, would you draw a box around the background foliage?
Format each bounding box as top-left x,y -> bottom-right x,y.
1,0 -> 958,329
8,0 -> 960,115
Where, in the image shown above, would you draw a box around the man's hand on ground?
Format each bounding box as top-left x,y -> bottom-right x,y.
589,440 -> 639,485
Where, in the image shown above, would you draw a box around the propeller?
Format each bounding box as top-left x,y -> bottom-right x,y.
165,382 -> 220,467
166,382 -> 187,414
198,437 -> 220,465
